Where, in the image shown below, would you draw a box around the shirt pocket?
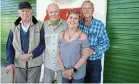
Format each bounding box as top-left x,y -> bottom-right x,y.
44,34 -> 51,44
34,31 -> 40,46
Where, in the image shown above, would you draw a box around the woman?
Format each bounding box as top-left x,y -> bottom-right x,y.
57,10 -> 92,83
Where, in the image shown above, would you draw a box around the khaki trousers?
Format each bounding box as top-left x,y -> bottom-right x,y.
43,67 -> 62,83
15,66 -> 41,83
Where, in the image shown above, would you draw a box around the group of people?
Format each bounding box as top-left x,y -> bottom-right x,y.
5,0 -> 110,83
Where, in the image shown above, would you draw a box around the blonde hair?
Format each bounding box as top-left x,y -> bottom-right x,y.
66,9 -> 81,21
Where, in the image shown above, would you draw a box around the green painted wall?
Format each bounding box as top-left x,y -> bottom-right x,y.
104,0 -> 139,83
1,0 -> 36,62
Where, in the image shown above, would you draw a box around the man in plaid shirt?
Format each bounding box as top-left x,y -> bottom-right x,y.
78,1 -> 110,83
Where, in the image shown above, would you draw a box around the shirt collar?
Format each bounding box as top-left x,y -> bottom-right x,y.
82,17 -> 93,24
47,18 -> 63,26
81,17 -> 96,27
20,20 -> 32,28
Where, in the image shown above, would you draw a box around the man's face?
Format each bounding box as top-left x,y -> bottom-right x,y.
19,8 -> 33,22
47,5 -> 59,22
81,2 -> 94,18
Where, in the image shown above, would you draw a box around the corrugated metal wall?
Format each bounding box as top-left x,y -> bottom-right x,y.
104,0 -> 139,83
1,0 -> 36,62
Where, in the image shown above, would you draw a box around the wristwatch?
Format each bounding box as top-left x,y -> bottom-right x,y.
73,67 -> 77,73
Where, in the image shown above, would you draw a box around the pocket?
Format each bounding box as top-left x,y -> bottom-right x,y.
34,32 -> 40,45
44,34 -> 51,44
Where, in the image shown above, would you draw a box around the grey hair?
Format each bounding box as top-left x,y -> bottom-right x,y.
81,0 -> 94,8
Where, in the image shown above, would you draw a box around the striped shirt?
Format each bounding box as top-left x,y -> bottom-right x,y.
78,18 -> 110,60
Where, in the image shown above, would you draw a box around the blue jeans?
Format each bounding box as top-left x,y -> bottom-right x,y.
84,59 -> 102,83
62,77 -> 84,83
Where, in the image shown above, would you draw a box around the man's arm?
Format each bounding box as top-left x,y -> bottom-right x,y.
5,30 -> 16,74
6,30 -> 15,65
92,24 -> 110,55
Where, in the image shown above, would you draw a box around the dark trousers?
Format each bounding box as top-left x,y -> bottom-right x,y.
84,59 -> 102,83
62,77 -> 84,83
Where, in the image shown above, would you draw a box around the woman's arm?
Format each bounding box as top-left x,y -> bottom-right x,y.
73,33 -> 92,71
57,49 -> 65,72
57,48 -> 72,79
73,48 -> 90,70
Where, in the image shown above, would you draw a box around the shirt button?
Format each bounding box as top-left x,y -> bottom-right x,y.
53,50 -> 55,51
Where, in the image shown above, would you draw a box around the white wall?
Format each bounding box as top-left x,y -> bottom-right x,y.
37,0 -> 107,83
37,0 -> 107,25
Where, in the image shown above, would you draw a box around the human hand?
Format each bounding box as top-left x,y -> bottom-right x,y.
5,64 -> 16,75
19,53 -> 33,62
62,69 -> 73,80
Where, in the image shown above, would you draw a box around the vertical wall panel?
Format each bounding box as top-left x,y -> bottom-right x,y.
1,0 -> 36,62
104,0 -> 139,83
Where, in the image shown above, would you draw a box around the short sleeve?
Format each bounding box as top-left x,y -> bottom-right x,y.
81,39 -> 90,49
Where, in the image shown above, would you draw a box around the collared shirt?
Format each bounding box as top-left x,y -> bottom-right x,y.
78,18 -> 110,60
20,20 -> 32,32
43,19 -> 67,71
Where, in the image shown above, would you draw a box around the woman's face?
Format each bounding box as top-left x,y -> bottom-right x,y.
67,13 -> 79,28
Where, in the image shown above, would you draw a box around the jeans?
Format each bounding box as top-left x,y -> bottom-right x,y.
84,59 -> 102,83
62,77 -> 84,83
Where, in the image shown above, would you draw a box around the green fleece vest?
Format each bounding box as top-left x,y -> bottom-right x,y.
11,21 -> 43,68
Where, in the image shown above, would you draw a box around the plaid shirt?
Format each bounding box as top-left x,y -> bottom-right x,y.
78,18 -> 110,60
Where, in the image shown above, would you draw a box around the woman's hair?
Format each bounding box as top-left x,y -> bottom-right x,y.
66,9 -> 81,21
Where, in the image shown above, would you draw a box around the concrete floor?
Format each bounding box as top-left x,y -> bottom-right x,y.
1,63 -> 12,83
1,62 -> 43,83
